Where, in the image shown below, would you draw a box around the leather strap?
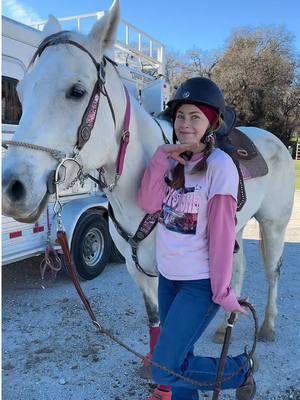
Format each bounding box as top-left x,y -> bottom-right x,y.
116,86 -> 131,176
153,118 -> 170,144
77,81 -> 101,150
108,204 -> 158,277
212,312 -> 236,399
55,230 -> 258,394
56,231 -> 98,322
36,32 -> 100,71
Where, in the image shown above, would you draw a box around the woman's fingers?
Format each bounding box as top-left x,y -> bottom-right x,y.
170,154 -> 186,165
160,143 -> 196,155
159,143 -> 202,165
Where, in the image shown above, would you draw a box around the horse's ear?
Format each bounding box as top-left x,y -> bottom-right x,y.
41,15 -> 62,39
88,0 -> 120,49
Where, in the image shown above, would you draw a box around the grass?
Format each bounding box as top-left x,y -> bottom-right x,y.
295,160 -> 300,191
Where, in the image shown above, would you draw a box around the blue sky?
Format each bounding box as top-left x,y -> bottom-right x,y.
2,0 -> 300,53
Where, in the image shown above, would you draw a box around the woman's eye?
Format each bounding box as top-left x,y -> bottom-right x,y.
66,85 -> 86,99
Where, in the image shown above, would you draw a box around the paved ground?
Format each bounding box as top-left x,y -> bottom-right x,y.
244,192 -> 300,243
2,193 -> 300,400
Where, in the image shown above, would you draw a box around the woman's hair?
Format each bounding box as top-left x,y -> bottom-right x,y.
169,133 -> 215,190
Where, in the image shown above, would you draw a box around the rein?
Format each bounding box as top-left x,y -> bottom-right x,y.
108,204 -> 159,277
57,227 -> 258,398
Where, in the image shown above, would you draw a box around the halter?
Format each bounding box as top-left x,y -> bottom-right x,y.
2,32 -> 131,195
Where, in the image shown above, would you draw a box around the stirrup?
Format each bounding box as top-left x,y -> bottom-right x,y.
244,346 -> 258,374
147,388 -> 171,400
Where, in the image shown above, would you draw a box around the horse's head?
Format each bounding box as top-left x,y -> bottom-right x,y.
2,0 -> 122,222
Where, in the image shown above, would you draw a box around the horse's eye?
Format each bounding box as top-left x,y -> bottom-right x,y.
66,85 -> 86,99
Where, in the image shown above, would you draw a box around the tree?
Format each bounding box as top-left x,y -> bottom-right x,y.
165,48 -> 220,96
211,27 -> 300,143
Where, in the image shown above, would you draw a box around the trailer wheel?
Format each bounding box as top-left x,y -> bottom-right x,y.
71,210 -> 112,280
110,240 -> 126,263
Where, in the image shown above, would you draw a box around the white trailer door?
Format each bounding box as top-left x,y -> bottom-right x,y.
141,79 -> 169,116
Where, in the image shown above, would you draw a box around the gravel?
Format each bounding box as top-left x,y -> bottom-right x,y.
2,235 -> 300,400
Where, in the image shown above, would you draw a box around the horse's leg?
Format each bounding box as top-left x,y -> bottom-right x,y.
212,228 -> 246,343
125,260 -> 159,378
255,215 -> 286,342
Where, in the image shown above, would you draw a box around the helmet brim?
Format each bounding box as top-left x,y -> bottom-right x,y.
167,99 -> 222,119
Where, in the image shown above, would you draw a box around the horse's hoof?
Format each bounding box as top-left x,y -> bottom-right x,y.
258,326 -> 275,342
136,363 -> 152,379
212,331 -> 226,344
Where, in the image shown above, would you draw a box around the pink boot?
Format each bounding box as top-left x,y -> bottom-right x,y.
138,327 -> 161,379
147,388 -> 172,400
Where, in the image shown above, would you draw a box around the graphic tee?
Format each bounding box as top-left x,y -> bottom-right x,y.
156,149 -> 239,280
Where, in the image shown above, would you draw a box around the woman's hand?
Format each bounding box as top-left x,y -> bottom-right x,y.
158,143 -> 201,165
236,297 -> 250,315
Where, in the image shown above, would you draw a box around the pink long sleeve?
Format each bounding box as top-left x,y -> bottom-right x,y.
207,194 -> 244,313
137,148 -> 171,214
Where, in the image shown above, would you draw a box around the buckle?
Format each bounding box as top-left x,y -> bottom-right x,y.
128,236 -> 138,248
122,130 -> 130,141
98,62 -> 106,84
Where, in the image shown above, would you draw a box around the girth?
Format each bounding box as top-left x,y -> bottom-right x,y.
108,204 -> 159,278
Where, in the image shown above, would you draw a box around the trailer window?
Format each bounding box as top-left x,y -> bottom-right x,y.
2,76 -> 22,124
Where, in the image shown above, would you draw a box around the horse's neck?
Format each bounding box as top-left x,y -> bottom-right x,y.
105,93 -> 170,232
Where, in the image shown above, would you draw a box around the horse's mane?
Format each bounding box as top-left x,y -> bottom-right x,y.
29,31 -> 73,68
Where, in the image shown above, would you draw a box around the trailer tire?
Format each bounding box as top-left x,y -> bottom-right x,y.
71,210 -> 112,280
110,241 -> 126,263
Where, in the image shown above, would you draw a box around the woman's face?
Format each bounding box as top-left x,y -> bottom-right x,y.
174,104 -> 209,149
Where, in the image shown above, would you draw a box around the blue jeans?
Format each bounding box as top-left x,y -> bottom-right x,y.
151,274 -> 249,400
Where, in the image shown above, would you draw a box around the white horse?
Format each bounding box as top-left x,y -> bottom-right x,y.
2,0 -> 295,360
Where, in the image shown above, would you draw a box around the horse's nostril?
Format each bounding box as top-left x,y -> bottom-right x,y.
8,180 -> 26,202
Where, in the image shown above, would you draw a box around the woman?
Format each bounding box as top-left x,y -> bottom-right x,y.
137,77 -> 256,400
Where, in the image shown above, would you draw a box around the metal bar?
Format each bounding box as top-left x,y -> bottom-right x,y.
125,24 -> 129,46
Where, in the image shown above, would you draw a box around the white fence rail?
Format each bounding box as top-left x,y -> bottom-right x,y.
32,12 -> 165,76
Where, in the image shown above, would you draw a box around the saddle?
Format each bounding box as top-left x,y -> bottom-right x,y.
215,107 -> 268,210
215,107 -> 257,161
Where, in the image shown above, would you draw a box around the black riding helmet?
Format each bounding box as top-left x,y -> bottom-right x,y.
167,77 -> 226,144
167,77 -> 225,119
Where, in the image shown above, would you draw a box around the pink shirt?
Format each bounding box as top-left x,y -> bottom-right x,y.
138,148 -> 244,313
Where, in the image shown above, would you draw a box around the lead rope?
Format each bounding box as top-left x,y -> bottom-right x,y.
56,228 -> 258,395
